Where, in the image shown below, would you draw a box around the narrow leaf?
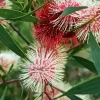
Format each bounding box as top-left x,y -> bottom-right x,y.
0,87 -> 7,100
19,83 -> 24,100
73,56 -> 97,73
0,24 -> 27,59
53,85 -> 82,100
0,9 -> 38,23
67,75 -> 100,94
60,6 -> 87,17
0,66 -> 6,74
38,0 -> 44,4
14,4 -> 44,21
23,0 -> 33,12
7,64 -> 14,75
67,95 -> 82,100
56,75 -> 100,98
13,16 -> 38,23
70,44 -> 85,55
89,32 -> 100,74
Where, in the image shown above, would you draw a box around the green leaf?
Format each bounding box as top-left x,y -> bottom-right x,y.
13,15 -> 38,23
0,9 -> 38,23
73,56 -> 97,73
55,75 -> 100,99
14,4 -> 44,21
53,85 -> 82,100
69,44 -> 85,56
67,75 -> 100,94
55,94 -> 82,100
0,24 -> 27,59
38,0 -> 44,4
67,95 -> 82,100
7,64 -> 14,75
89,32 -> 100,74
19,83 -> 24,100
0,66 -> 6,74
0,87 -> 7,100
60,6 -> 87,17
23,0 -> 33,13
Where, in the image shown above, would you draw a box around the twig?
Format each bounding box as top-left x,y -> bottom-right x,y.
67,44 -> 80,53
25,91 -> 31,100
44,92 -> 52,100
44,80 -> 53,100
0,79 -> 20,85
66,43 -> 85,53
0,74 -> 6,84
9,23 -> 30,45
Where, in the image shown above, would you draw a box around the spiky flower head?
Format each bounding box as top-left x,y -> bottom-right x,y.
19,42 -> 67,93
34,2 -> 66,48
76,0 -> 99,6
0,0 -> 12,8
0,51 -> 19,75
74,5 -> 100,42
34,1 -> 79,48
49,0 -> 80,14
49,0 -> 81,32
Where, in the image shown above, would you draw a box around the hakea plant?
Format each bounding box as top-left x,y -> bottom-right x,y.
19,42 -> 67,93
0,51 -> 19,75
34,0 -> 80,48
0,0 -> 100,99
74,4 -> 100,42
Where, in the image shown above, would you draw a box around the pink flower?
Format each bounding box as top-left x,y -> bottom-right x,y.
76,0 -> 98,6
34,1 -> 80,48
75,5 -> 100,42
49,0 -> 81,32
0,0 -> 5,8
19,43 -> 67,92
0,0 -> 12,24
0,51 -> 19,75
0,0 -> 11,8
34,2 -> 65,48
